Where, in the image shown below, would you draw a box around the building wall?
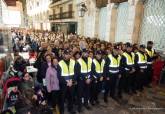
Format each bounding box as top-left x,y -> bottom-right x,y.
0,0 -> 23,27
26,0 -> 51,30
98,7 -> 107,41
115,2 -> 129,43
0,0 -> 8,27
49,0 -> 78,34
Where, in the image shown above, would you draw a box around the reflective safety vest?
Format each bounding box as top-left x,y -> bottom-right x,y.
136,52 -> 147,69
145,48 -> 154,64
93,59 -> 105,74
77,57 -> 92,74
59,59 -> 75,80
123,52 -> 135,70
108,54 -> 121,73
145,48 -> 154,57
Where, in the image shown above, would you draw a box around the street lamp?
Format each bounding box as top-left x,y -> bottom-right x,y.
78,2 -> 87,17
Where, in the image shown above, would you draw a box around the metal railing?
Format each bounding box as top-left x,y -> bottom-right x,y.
51,0 -> 61,4
49,11 -> 74,20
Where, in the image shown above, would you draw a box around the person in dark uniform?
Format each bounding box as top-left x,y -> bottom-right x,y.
76,49 -> 92,112
118,43 -> 136,98
90,50 -> 105,105
104,45 -> 121,103
57,49 -> 77,114
145,41 -> 156,87
135,45 -> 147,93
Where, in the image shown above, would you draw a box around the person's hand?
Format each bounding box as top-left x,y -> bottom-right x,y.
67,80 -> 73,87
130,68 -> 136,74
41,101 -> 46,105
100,76 -> 104,81
107,77 -> 110,80
86,79 -> 91,84
47,90 -> 51,93
140,69 -> 144,73
32,95 -> 37,100
118,74 -> 122,79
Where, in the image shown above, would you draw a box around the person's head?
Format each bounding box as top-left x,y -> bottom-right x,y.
45,54 -> 52,63
74,51 -> 81,60
81,49 -> 88,58
23,72 -> 31,81
63,41 -> 69,49
147,41 -> 153,49
101,43 -> 105,50
63,49 -> 70,61
47,46 -> 52,52
139,44 -> 146,52
52,57 -> 58,66
89,51 -> 94,58
125,42 -> 133,52
113,45 -> 120,55
95,50 -> 102,60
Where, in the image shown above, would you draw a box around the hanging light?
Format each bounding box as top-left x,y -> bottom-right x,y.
78,2 -> 87,17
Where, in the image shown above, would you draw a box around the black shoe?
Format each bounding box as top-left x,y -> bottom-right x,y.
146,85 -> 152,88
132,91 -> 137,94
84,105 -> 92,110
112,96 -> 118,101
96,100 -> 100,105
69,110 -> 76,114
104,98 -> 108,103
78,107 -> 83,113
118,94 -> 123,99
90,101 -> 95,106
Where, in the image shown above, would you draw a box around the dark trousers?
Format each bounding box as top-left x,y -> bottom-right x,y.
136,70 -> 146,92
90,80 -> 103,103
104,74 -> 118,100
48,90 -> 61,108
146,67 -> 153,86
126,72 -> 136,93
77,80 -> 91,109
60,85 -> 75,114
118,74 -> 126,96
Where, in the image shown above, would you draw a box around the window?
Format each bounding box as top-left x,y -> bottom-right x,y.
37,2 -> 39,6
68,4 -> 73,12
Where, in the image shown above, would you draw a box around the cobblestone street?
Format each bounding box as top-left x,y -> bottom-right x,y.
65,86 -> 165,114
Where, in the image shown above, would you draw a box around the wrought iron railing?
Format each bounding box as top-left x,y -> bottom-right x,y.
49,11 -> 74,20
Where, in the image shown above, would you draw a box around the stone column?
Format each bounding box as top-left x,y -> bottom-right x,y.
109,3 -> 118,43
0,0 -> 3,26
127,0 -> 144,43
105,0 -> 117,42
132,0 -> 144,43
93,8 -> 100,38
77,17 -> 85,36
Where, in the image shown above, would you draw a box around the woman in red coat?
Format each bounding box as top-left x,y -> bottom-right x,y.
152,55 -> 165,88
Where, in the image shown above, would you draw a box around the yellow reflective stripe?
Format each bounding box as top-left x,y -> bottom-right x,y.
78,58 -> 92,73
69,59 -> 75,75
123,52 -> 134,65
136,52 -> 147,64
145,49 -> 154,57
88,58 -> 92,72
59,59 -> 75,76
108,54 -> 121,67
93,59 -> 105,73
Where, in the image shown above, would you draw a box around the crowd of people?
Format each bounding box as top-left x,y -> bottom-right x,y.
0,29 -> 165,114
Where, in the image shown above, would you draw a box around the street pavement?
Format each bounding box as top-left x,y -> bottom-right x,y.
64,86 -> 165,114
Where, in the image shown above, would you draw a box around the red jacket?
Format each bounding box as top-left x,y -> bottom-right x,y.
153,60 -> 165,79
0,59 -> 4,78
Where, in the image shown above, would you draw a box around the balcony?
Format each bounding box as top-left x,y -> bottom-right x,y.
49,11 -> 74,20
51,0 -> 61,4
